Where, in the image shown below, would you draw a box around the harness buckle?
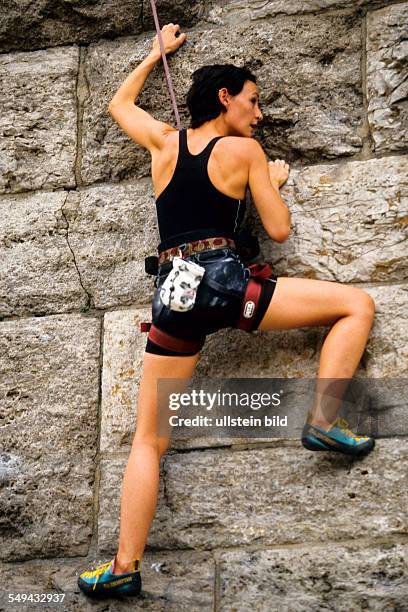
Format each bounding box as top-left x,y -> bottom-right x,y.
177,243 -> 188,258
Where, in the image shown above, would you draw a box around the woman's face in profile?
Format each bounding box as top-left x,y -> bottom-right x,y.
221,80 -> 263,137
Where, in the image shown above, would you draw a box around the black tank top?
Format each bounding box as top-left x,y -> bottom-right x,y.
156,128 -> 246,249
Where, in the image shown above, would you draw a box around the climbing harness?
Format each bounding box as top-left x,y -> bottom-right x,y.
140,4 -> 271,341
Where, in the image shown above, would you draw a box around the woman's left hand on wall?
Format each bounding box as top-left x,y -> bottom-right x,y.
152,23 -> 187,56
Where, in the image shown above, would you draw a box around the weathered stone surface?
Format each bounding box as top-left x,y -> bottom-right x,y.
206,0 -> 387,24
0,315 -> 100,561
62,182 -> 159,309
0,0 -> 210,54
97,286 -> 407,456
101,307 -> 151,453
0,550 -> 214,610
98,454 -> 171,554
0,191 -> 88,317
199,285 -> 408,379
98,440 -> 408,552
0,47 -> 78,194
142,0 -> 208,30
365,285 -> 408,378
367,3 -> 408,153
218,542 -> 408,611
257,156 -> 408,283
99,310 -> 318,452
83,14 -> 363,185
0,0 -> 142,53
81,35 -> 177,186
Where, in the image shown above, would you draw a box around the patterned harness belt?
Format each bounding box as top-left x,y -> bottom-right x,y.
158,236 -> 236,265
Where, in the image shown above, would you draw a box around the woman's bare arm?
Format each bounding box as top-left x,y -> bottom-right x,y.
108,24 -> 187,152
247,140 -> 291,243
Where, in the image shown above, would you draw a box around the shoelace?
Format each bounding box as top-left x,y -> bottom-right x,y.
81,560 -> 113,590
334,418 -> 368,442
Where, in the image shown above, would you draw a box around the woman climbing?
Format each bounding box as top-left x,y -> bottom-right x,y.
78,23 -> 376,599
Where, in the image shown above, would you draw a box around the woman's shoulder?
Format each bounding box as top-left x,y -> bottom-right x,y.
218,136 -> 261,160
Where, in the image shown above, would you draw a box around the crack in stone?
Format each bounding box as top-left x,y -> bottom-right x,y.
207,548 -> 220,612
60,193 -> 93,312
74,47 -> 90,187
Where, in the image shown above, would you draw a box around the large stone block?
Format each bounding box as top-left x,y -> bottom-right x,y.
198,285 -> 408,379
365,284 -> 408,378
62,182 -> 159,309
0,191 -> 88,317
367,3 -> 408,153
0,0 -> 209,54
0,315 -> 100,561
82,13 -> 363,185
258,156 -> 408,283
101,307 -> 151,453
97,286 -> 407,456
0,47 -> 78,194
218,542 -> 408,611
81,35 -> 169,187
206,0 -> 388,24
98,454 -> 173,554
98,439 -> 408,552
98,306 -> 318,453
0,0 -> 143,53
0,550 -> 214,610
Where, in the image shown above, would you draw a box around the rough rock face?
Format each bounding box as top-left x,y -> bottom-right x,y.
61,182 -> 159,309
82,12 -> 363,186
142,0 -> 208,30
0,0 -> 209,54
0,0 -> 407,606
97,287 -> 407,456
0,46 -> 78,195
0,0 -> 143,53
97,440 -> 408,552
0,191 -> 88,317
0,551 -> 215,611
206,0 -> 389,23
0,315 -> 100,561
258,156 -> 408,282
218,543 -> 408,611
100,307 -> 151,453
366,3 -> 408,152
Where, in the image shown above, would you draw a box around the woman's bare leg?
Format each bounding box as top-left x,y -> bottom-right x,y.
258,277 -> 375,429
113,351 -> 200,574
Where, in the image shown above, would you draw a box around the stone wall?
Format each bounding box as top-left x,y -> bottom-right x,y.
1,1 -> 407,609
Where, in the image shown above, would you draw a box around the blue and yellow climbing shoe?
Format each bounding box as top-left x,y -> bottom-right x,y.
302,417 -> 375,456
77,557 -> 141,599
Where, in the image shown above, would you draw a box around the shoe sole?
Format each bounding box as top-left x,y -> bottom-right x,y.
302,435 -> 375,457
78,576 -> 141,599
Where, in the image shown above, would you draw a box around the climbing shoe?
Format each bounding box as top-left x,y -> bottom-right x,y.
302,417 -> 375,456
78,557 -> 141,599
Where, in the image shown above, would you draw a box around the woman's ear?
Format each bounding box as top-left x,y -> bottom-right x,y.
218,87 -> 230,109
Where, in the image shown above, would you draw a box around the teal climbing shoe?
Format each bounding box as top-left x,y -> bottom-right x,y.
78,557 -> 141,599
302,417 -> 375,456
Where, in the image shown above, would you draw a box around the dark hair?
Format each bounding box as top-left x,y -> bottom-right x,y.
186,64 -> 257,128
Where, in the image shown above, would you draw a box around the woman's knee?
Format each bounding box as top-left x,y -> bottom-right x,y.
349,288 -> 375,323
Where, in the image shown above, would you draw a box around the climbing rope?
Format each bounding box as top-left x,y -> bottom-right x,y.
149,0 -> 182,130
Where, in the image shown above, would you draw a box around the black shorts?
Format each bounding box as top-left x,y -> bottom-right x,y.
146,248 -> 278,356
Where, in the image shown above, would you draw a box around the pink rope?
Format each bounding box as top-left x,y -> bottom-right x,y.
149,0 -> 182,130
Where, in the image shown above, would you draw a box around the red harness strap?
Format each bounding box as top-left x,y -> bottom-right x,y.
237,263 -> 273,332
147,324 -> 203,354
